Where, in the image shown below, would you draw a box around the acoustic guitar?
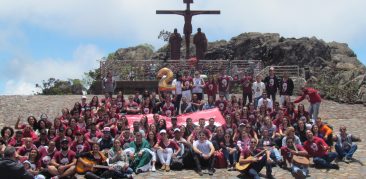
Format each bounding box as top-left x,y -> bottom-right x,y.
235,149 -> 267,171
76,157 -> 123,174
292,144 -> 310,167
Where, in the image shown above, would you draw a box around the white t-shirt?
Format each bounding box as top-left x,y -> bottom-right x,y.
172,79 -> 182,95
193,140 -> 212,155
257,97 -> 273,109
252,81 -> 266,98
192,77 -> 204,93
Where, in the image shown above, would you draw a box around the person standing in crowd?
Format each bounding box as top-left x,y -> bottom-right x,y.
103,71 -> 116,96
192,71 -> 205,101
172,73 -> 183,115
240,72 -> 253,106
334,125 -> 361,163
294,86 -> 322,123
218,70 -> 231,100
263,67 -> 279,102
252,75 -> 266,108
181,70 -> 193,102
279,72 -> 294,107
205,75 -> 218,101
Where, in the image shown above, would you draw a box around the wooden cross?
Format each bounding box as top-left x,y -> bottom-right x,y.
157,0 -> 220,59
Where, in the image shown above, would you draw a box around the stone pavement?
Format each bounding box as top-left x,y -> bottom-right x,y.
0,95 -> 365,178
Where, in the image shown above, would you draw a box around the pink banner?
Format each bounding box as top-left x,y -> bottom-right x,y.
124,108 -> 225,128
176,108 -> 225,127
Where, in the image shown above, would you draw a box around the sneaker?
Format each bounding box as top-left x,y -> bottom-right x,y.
161,164 -> 166,170
151,165 -> 156,172
126,174 -> 133,179
331,164 -> 340,170
267,174 -> 275,179
343,158 -> 351,163
198,170 -> 203,176
135,169 -> 142,174
208,169 -> 214,175
165,165 -> 170,172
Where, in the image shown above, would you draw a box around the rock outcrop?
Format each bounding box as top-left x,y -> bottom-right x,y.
109,32 -> 366,104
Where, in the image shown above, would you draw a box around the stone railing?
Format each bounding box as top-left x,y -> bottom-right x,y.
100,59 -> 263,80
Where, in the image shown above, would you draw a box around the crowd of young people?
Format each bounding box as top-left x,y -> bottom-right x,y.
0,67 -> 361,179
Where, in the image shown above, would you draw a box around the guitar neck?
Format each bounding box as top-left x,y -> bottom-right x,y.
93,165 -> 110,169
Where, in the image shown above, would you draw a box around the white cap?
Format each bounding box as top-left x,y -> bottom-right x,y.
174,128 -> 181,132
82,95 -> 87,99
159,129 -> 167,134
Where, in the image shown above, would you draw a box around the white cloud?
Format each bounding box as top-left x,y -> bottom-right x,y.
2,44 -> 104,95
1,0 -> 365,45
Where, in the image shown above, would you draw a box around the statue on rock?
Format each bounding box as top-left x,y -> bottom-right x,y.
169,28 -> 183,60
193,28 -> 208,60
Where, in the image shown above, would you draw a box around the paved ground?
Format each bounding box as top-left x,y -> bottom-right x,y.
1,95 -> 365,178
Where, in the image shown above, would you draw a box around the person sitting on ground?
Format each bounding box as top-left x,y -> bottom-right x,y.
128,131 -> 152,174
315,117 -> 334,146
303,130 -> 339,169
0,146 -> 33,179
222,132 -> 238,171
202,96 -> 216,110
192,131 -> 216,176
280,137 -> 309,178
17,137 -> 37,159
155,129 -> 181,172
257,92 -> 273,110
237,138 -> 274,179
205,117 -> 217,134
258,129 -> 283,165
48,138 -> 77,178
108,139 -> 133,178
333,125 -> 361,163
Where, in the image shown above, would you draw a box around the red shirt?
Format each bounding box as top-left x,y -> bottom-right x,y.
52,150 -> 76,165
294,88 -> 321,104
70,141 -> 91,154
240,76 -> 253,94
17,145 -> 37,156
161,102 -> 175,116
215,99 -> 227,111
205,82 -> 218,96
280,144 -> 305,160
158,140 -> 180,151
218,76 -> 230,92
182,76 -> 193,90
303,136 -> 328,158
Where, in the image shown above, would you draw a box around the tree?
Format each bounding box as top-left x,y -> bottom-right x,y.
35,78 -> 85,95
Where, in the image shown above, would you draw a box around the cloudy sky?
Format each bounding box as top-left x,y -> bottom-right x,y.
0,0 -> 365,95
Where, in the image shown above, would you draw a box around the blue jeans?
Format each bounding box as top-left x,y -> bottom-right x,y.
254,95 -> 262,109
309,102 -> 320,122
270,148 -> 283,162
222,148 -> 238,165
335,143 -> 357,159
291,165 -> 308,178
313,152 -> 338,168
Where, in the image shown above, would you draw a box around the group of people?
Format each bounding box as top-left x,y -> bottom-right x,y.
0,67 -> 361,179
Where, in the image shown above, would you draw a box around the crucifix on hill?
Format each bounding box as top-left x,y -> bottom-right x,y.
157,0 -> 220,59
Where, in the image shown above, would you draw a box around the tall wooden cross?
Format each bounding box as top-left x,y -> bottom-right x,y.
157,0 -> 220,59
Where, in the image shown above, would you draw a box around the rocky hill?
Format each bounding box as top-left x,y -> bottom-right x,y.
109,32 -> 366,104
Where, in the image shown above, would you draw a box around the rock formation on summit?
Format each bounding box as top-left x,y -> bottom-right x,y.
108,32 -> 366,105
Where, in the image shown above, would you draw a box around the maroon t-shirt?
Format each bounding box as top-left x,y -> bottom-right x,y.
53,150 -> 76,165
240,76 -> 252,94
218,76 -> 230,92
158,140 -> 180,151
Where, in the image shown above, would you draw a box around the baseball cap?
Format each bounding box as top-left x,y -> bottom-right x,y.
174,128 -> 180,132
159,129 -> 167,134
81,95 -> 87,99
61,138 -> 69,143
103,127 -> 111,132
